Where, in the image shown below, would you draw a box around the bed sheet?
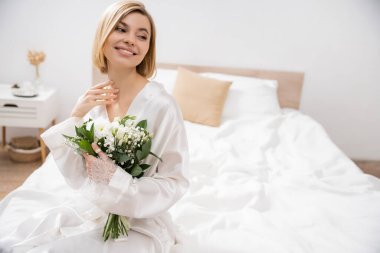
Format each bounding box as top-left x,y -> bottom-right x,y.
169,109 -> 380,253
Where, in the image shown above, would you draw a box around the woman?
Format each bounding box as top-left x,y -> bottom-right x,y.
0,1 -> 189,252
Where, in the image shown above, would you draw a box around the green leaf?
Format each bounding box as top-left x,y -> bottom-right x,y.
63,135 -> 81,146
140,163 -> 150,171
113,152 -> 131,163
83,118 -> 93,124
97,138 -> 105,150
75,123 -> 94,142
120,115 -> 136,125
131,164 -> 143,177
137,139 -> 151,160
136,150 -> 143,161
136,120 -> 147,129
62,134 -> 75,142
89,123 -> 94,143
78,139 -> 96,156
75,126 -> 84,138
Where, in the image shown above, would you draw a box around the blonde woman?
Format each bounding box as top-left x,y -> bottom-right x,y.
0,1 -> 188,252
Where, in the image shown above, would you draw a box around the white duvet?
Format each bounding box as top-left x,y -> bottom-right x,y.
170,109 -> 380,253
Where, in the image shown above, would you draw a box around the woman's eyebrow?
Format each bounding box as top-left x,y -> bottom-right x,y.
119,21 -> 150,34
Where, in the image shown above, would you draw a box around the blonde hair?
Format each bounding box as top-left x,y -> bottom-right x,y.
92,0 -> 156,78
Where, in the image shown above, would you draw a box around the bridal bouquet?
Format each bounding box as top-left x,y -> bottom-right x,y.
63,115 -> 161,241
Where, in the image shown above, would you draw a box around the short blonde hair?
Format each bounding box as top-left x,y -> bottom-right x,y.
92,0 -> 156,78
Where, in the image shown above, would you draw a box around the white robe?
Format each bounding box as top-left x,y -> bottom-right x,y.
0,81 -> 189,253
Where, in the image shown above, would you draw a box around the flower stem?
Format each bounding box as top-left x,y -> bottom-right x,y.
103,213 -> 130,241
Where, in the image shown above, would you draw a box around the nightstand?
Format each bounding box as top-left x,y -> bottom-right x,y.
0,84 -> 58,162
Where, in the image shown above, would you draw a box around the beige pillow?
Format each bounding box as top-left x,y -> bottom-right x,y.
173,67 -> 232,127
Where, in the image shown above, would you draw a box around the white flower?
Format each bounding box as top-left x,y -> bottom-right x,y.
93,118 -> 112,140
116,127 -> 126,140
85,122 -> 93,131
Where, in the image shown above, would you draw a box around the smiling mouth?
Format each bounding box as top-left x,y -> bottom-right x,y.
115,47 -> 137,56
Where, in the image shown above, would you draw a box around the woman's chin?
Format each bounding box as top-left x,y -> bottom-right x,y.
109,59 -> 142,70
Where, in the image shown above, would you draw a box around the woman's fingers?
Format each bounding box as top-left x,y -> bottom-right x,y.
82,152 -> 96,161
86,80 -> 118,105
87,89 -> 119,95
97,100 -> 115,105
71,81 -> 117,118
91,143 -> 109,161
83,92 -> 117,106
82,152 -> 89,159
92,80 -> 114,89
89,93 -> 117,101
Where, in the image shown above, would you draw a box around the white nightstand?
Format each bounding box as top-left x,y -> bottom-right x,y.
0,84 -> 58,162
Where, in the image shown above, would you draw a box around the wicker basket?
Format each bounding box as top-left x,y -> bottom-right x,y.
7,136 -> 41,163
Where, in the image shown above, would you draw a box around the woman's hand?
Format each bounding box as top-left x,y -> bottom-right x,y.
71,81 -> 119,118
82,143 -> 117,184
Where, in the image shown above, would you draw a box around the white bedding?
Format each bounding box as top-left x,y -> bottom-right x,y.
169,109 -> 380,253
1,109 -> 380,253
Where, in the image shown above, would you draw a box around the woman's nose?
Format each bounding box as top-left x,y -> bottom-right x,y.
123,36 -> 135,46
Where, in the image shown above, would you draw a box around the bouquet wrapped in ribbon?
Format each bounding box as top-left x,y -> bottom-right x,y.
63,115 -> 161,241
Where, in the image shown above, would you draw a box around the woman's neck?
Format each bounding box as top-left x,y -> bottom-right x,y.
107,65 -> 147,98
107,65 -> 139,90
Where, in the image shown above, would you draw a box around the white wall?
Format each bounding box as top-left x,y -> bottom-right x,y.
0,0 -> 379,160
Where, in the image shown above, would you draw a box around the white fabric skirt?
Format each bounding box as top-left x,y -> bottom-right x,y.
0,229 -> 155,253
0,156 -> 157,253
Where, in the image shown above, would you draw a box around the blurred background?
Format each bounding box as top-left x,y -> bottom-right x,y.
0,0 -> 379,160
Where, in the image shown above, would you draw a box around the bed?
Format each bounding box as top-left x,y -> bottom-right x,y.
95,63 -> 380,253
1,63 -> 380,253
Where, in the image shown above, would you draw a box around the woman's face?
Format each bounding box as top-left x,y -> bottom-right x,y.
103,12 -> 151,71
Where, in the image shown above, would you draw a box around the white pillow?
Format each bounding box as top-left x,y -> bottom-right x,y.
151,69 -> 281,121
201,72 -> 281,121
150,68 -> 177,93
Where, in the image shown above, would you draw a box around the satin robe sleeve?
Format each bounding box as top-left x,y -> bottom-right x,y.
40,117 -> 87,189
84,108 -> 190,219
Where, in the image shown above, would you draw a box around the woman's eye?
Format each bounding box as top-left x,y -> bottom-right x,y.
137,35 -> 147,40
115,26 -> 126,33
